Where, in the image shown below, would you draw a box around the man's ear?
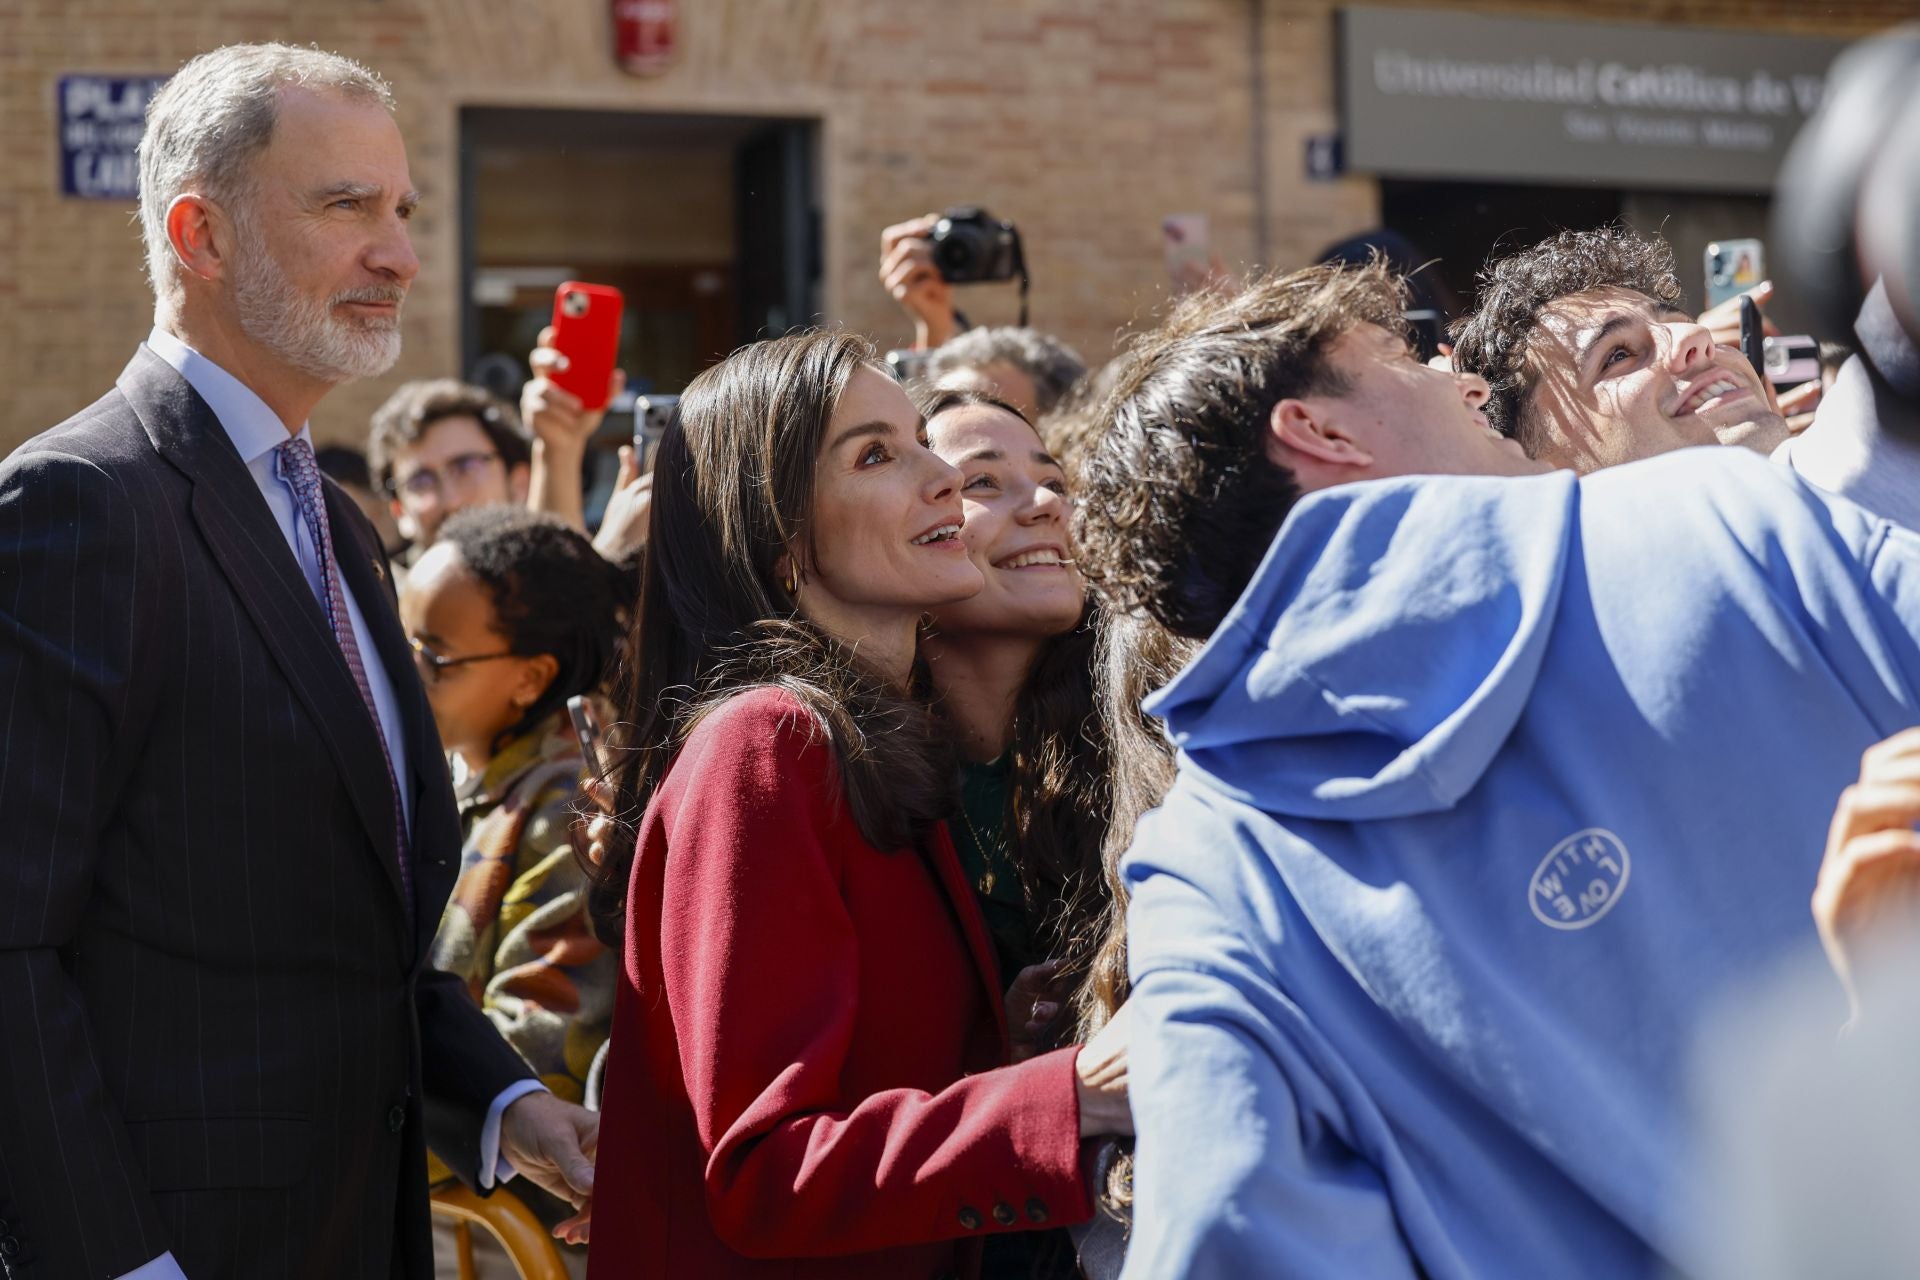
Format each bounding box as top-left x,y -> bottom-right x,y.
1265,397 -> 1374,471
164,194 -> 230,284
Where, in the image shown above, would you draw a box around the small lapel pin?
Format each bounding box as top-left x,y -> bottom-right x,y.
372,556 -> 386,584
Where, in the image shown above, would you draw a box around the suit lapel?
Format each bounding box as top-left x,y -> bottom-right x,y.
121,348 -> 408,910
326,485 -> 461,952
923,822 -> 1012,1055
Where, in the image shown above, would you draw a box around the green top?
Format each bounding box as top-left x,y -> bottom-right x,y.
953,752 -> 1035,986
957,755 -> 1072,1277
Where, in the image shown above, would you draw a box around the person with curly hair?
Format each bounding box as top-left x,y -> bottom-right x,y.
1450,227 -> 1787,473
401,506 -> 630,1255
404,506 -> 627,1111
1073,257 -> 1538,638
1071,259 -> 1920,1279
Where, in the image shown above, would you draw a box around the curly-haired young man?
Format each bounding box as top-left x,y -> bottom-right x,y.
1450,227 -> 1787,473
1073,261 -> 1920,1279
1074,257 -> 1540,638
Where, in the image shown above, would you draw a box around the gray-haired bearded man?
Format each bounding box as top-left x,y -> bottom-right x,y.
0,44 -> 593,1280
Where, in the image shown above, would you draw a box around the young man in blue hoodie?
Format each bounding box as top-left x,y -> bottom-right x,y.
1073,259 -> 1920,1279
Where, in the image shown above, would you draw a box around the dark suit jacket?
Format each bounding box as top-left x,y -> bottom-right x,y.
0,348 -> 535,1280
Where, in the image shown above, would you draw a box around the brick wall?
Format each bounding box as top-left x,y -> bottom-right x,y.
1,0 -> 1906,454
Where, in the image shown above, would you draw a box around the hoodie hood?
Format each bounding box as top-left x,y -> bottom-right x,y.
1147,468 -> 1577,820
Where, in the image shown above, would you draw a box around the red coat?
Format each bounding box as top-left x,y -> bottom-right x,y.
587,687 -> 1091,1279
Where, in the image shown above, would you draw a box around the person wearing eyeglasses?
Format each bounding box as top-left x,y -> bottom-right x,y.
400,504 -> 629,1256
369,378 -> 533,566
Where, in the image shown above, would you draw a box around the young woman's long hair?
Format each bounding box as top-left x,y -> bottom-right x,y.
1074,607 -> 1196,1041
1003,602 -> 1111,1036
1075,605 -> 1198,1217
586,330 -> 956,946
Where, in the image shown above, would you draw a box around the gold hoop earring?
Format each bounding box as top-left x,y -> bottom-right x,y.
782,560 -> 801,596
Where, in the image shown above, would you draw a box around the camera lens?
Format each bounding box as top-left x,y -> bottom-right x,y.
562,291 -> 589,318
934,237 -> 976,277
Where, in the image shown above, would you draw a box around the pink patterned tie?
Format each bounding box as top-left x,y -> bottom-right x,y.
276,437 -> 413,910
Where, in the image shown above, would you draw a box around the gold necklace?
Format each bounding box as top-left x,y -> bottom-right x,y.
958,804 -> 1007,897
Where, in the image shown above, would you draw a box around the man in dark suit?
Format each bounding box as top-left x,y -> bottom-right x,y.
0,44 -> 596,1279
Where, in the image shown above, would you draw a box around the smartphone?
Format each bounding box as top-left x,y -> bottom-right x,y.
566,695 -> 606,778
1704,239 -> 1765,309
1739,296 -> 1766,386
633,394 -> 680,472
1163,213 -> 1211,291
549,282 -> 625,412
1763,334 -> 1821,389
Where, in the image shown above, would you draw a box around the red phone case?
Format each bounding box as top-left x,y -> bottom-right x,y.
549,281 -> 624,412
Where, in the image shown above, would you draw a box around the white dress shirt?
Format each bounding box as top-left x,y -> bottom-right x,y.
122,331 -> 544,1280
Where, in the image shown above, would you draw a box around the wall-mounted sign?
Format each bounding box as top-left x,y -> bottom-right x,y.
1338,8 -> 1848,193
613,0 -> 677,76
59,74 -> 168,200
1305,133 -> 1345,182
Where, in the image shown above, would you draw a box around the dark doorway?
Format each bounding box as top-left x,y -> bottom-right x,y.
1379,179 -> 1624,317
458,107 -> 820,522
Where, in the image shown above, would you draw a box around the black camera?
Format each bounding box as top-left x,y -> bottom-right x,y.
931,207 -> 1023,285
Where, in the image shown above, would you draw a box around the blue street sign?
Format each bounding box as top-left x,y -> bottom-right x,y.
1305,133 -> 1346,182
59,75 -> 169,200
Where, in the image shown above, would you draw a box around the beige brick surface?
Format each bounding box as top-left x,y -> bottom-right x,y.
1,0 -> 1907,454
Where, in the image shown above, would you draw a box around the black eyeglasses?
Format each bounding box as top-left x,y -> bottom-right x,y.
408,634 -> 521,682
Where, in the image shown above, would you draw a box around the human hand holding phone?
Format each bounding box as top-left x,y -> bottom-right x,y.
568,696 -> 625,870
524,325 -> 627,458
592,446 -> 654,564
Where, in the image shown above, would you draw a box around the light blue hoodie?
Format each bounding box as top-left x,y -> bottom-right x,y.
1119,447 -> 1920,1279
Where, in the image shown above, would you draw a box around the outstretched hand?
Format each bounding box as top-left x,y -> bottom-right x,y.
1812,727 -> 1920,1025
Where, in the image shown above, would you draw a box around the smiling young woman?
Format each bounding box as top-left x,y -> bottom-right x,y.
919,391 -> 1109,1009
918,390 -> 1128,1277
583,331 -> 1131,1280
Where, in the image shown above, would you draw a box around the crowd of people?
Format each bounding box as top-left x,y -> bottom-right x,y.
3,34 -> 1919,1280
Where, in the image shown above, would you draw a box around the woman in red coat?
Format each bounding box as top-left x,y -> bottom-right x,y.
584,329 -> 1132,1278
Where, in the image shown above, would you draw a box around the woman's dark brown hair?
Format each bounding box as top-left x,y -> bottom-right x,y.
1075,608 -> 1197,1043
920,387 -> 1115,1048
586,330 -> 955,945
